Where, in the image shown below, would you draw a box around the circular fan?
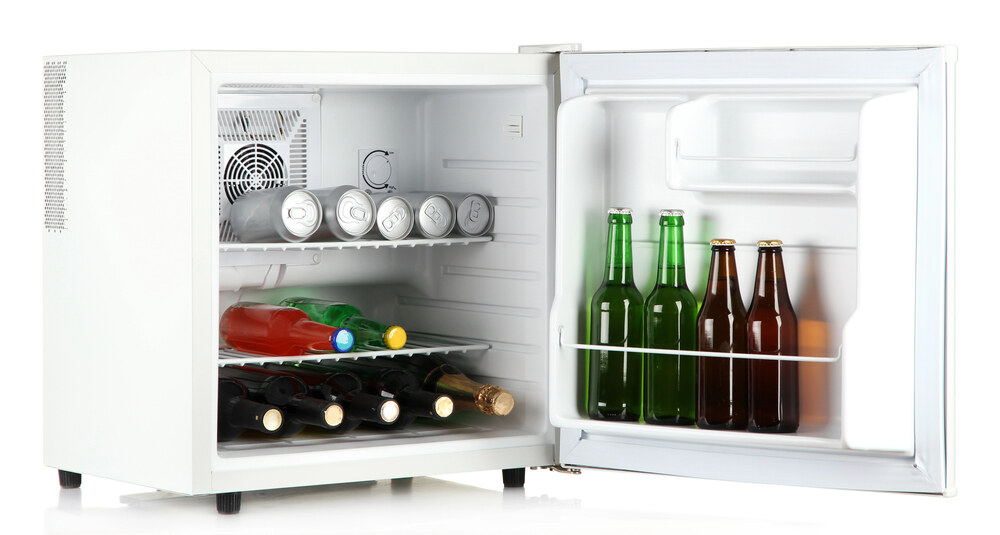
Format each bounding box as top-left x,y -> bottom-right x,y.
223,143 -> 287,204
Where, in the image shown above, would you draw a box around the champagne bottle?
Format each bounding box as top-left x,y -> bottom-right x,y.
219,366 -> 344,436
309,359 -> 454,424
217,377 -> 284,442
262,363 -> 401,426
383,354 -> 514,416
220,303 -> 355,355
279,297 -> 407,350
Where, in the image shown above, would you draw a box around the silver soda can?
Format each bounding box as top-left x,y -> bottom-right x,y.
310,186 -> 377,241
229,186 -> 322,243
394,192 -> 456,239
437,192 -> 494,237
369,194 -> 415,240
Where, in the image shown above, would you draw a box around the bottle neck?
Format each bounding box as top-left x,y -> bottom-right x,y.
290,318 -> 339,352
604,216 -> 635,285
703,246 -> 741,306
753,248 -> 791,305
656,217 -> 687,287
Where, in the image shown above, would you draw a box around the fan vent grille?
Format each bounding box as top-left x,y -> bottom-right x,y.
219,109 -> 301,142
222,143 -> 287,204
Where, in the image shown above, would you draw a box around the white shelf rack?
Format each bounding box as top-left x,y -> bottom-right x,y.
217,331 -> 490,367
220,235 -> 493,253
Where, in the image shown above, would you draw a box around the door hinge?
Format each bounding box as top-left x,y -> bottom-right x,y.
531,465 -> 582,475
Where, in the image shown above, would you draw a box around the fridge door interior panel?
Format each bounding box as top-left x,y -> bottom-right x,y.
550,48 -> 953,493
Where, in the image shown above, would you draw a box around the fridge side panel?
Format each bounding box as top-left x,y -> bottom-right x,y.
42,52 -> 204,494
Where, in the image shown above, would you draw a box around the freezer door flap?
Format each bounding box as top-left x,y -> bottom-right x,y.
550,48 -> 953,493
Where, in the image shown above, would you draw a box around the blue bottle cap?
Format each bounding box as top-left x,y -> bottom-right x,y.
331,328 -> 355,353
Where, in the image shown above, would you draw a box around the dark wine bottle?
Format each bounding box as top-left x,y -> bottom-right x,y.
305,359 -> 454,428
262,363 -> 401,427
382,354 -> 514,416
219,366 -> 344,437
217,377 -> 283,442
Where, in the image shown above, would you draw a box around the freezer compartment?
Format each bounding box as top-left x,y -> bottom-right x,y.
552,84 -> 919,454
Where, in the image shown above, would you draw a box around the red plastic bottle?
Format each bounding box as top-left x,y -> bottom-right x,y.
220,303 -> 355,355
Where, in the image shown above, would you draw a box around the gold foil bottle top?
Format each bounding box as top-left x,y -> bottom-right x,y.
434,396 -> 455,419
757,239 -> 783,247
262,408 -> 283,432
477,385 -> 515,416
710,238 -> 736,246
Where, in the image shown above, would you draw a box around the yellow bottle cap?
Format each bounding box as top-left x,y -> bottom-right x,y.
384,325 -> 407,350
757,239 -> 783,247
710,238 -> 737,246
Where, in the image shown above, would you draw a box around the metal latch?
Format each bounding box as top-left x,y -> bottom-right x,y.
531,465 -> 582,475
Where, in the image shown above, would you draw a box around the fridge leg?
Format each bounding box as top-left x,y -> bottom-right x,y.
216,492 -> 242,514
501,468 -> 526,488
57,470 -> 81,489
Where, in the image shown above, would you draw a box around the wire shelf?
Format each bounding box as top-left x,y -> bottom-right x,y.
220,235 -> 492,253
217,331 -> 490,367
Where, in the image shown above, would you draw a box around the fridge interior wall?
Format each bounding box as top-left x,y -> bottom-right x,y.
216,83 -> 554,454
551,87 -> 919,454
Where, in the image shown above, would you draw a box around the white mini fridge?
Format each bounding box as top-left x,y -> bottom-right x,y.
42,46 -> 955,513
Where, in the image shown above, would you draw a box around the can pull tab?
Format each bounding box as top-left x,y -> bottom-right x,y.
424,204 -> 446,227
467,200 -> 482,223
340,198 -> 369,222
383,207 -> 405,230
287,207 -> 307,220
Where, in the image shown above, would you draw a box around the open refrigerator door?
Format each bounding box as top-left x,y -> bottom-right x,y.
549,48 -> 953,493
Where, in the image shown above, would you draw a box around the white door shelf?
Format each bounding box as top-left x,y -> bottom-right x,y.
217,331 -> 491,367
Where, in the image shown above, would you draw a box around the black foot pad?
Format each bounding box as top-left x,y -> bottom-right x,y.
216,492 -> 242,514
58,470 -> 81,489
502,467 -> 526,488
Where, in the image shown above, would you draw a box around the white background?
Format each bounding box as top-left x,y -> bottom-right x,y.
0,1 -> 994,533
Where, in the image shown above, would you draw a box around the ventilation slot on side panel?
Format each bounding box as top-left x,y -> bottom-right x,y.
44,61 -> 67,232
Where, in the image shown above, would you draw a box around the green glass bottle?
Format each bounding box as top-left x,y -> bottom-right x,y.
279,297 -> 407,350
587,208 -> 644,421
643,209 -> 698,426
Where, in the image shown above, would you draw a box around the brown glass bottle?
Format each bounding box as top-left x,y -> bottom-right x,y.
696,239 -> 748,430
747,240 -> 799,433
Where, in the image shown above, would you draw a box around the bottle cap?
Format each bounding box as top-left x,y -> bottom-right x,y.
261,408 -> 283,432
383,325 -> 407,350
331,328 -> 355,353
710,238 -> 737,245
434,396 -> 455,419
607,207 -> 632,215
757,239 -> 783,247
380,399 -> 401,423
324,404 -> 345,427
659,209 -> 685,217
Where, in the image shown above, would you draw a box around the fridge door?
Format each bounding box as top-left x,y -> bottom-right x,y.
549,48 -> 954,493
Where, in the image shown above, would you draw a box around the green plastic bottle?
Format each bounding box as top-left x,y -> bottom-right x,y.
587,208 -> 644,421
278,297 -> 407,350
643,209 -> 697,426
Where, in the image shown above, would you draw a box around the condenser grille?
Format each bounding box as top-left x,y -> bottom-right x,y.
44,61 -> 67,231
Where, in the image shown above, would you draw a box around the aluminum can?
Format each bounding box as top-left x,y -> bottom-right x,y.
369,194 -> 415,240
229,186 -> 321,243
438,192 -> 494,237
310,186 -> 377,241
394,192 -> 456,239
